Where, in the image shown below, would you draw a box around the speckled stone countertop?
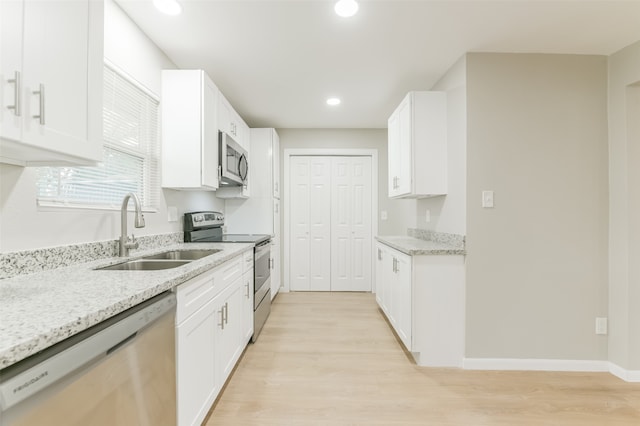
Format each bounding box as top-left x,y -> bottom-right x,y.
376,234 -> 466,256
0,242 -> 253,370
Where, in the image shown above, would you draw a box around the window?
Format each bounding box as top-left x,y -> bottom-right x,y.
36,63 -> 160,211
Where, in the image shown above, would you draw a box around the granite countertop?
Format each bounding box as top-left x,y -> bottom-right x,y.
376,235 -> 466,256
0,242 -> 253,370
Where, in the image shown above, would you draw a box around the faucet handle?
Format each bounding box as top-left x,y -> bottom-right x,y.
125,234 -> 140,250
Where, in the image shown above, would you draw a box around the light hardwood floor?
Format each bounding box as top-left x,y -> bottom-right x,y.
206,292 -> 640,425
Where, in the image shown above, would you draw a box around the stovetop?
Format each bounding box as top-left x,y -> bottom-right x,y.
183,211 -> 270,245
207,234 -> 271,244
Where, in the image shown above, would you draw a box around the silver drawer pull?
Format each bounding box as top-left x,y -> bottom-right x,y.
33,84 -> 45,125
7,71 -> 21,116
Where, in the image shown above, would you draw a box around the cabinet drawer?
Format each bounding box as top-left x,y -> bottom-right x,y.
176,270 -> 217,325
221,255 -> 243,288
242,250 -> 253,273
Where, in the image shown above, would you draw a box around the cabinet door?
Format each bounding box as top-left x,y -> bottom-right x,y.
235,115 -> 249,151
394,251 -> 412,350
0,0 -> 23,142
272,129 -> 280,199
217,94 -> 231,135
216,280 -> 244,385
176,299 -> 219,426
387,109 -> 400,197
396,96 -> 412,196
271,238 -> 281,300
242,270 -> 254,343
375,244 -> 385,309
21,0 -> 101,162
202,74 -> 219,189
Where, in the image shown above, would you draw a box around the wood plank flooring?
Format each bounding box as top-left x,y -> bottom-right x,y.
205,292 -> 640,425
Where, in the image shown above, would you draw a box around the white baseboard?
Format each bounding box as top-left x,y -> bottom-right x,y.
608,362 -> 640,382
463,358 -> 640,382
463,358 -> 609,372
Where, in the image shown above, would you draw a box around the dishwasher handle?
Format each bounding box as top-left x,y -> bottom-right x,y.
0,292 -> 176,411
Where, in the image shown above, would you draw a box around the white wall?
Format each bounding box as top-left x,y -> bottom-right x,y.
608,40 -> 640,372
0,0 -> 223,252
465,53 -> 609,361
416,56 -> 467,235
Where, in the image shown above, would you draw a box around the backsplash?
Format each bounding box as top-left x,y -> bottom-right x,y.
407,228 -> 465,249
0,233 -> 183,280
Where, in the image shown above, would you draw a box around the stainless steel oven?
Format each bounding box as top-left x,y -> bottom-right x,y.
252,240 -> 271,342
183,211 -> 272,342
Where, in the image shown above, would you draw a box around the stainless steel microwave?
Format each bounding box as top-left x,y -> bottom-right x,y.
219,131 -> 248,187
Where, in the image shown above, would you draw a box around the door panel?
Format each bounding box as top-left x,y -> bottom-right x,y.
308,158 -> 331,291
290,158 -> 310,290
289,155 -> 372,293
331,156 -> 372,292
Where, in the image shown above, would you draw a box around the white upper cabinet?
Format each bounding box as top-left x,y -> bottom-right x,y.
0,0 -> 103,167
161,69 -> 219,190
217,92 -> 249,151
387,91 -> 447,198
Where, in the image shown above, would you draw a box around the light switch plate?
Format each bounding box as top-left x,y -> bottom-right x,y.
482,190 -> 494,208
381,210 -> 388,221
595,317 -> 608,335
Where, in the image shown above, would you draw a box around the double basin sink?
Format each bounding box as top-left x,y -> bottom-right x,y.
96,249 -> 221,271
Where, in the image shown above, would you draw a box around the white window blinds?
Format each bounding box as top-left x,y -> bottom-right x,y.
36,64 -> 160,210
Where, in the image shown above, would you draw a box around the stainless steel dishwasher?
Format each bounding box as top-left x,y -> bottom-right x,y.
0,291 -> 176,426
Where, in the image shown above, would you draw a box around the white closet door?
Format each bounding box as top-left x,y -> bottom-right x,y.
331,157 -> 372,291
290,157 -> 331,291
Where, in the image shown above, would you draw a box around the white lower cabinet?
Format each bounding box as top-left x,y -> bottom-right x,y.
176,295 -> 219,426
375,241 -> 465,367
175,252 -> 252,426
216,278 -> 244,383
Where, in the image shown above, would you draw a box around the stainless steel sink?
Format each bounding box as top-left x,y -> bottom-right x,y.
95,249 -> 221,271
96,259 -> 192,271
142,249 -> 221,261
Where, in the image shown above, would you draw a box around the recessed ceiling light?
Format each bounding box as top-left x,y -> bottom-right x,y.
153,0 -> 182,16
327,97 -> 341,106
334,0 -> 359,18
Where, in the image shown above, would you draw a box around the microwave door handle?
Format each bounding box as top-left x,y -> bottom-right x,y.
239,153 -> 248,183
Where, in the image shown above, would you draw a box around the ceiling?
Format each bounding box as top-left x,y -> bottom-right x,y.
116,0 -> 640,129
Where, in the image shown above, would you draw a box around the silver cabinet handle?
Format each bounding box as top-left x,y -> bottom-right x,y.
219,308 -> 225,330
245,281 -> 250,298
33,84 -> 45,125
7,71 -> 21,116
377,248 -> 382,260
223,302 -> 229,324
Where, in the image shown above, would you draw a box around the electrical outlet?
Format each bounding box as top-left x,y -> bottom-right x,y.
381,210 -> 388,221
167,206 -> 178,222
595,317 -> 608,335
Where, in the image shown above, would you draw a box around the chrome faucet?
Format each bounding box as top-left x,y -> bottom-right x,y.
119,192 -> 145,257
